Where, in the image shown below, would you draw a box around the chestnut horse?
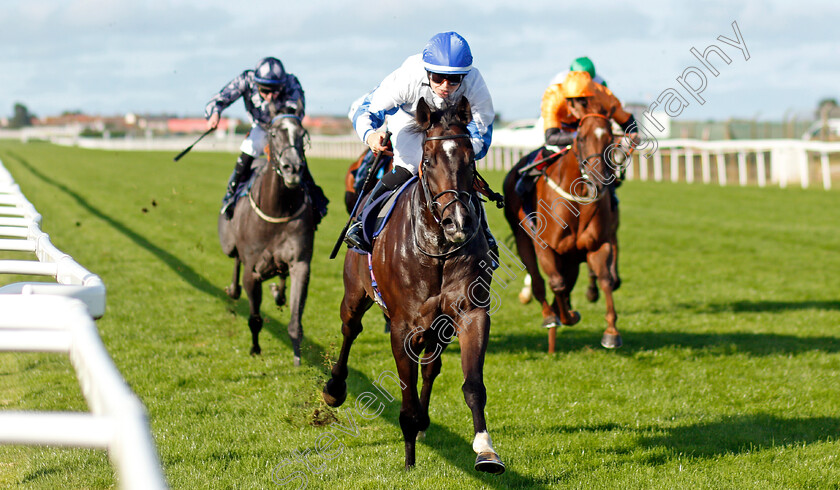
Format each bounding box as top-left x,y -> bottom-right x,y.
503,105 -> 622,351
323,98 -> 505,473
218,107 -> 315,365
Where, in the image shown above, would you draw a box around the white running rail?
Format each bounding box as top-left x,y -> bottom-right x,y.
0,158 -> 166,489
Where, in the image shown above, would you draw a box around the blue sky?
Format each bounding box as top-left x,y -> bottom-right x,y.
2,0 -> 837,123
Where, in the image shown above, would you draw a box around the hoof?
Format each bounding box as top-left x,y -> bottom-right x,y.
270,283 -> 286,308
541,316 -> 560,329
586,285 -> 599,303
613,276 -> 622,291
322,379 -> 347,407
250,345 -> 261,356
601,332 -> 622,349
475,452 -> 505,474
416,431 -> 425,440
225,285 -> 241,300
293,355 -> 301,367
518,288 -> 532,304
562,311 -> 581,327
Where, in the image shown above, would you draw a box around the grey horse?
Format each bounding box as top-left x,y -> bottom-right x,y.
218,106 -> 315,365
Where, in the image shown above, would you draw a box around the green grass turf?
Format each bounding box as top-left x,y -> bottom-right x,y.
1,139 -> 839,489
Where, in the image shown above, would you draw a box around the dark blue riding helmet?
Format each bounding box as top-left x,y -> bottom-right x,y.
422,32 -> 473,74
254,57 -> 286,86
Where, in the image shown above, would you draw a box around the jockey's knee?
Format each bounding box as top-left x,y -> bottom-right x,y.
381,165 -> 413,190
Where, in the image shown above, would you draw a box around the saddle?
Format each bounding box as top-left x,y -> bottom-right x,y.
350,176 -> 418,254
222,160 -> 267,211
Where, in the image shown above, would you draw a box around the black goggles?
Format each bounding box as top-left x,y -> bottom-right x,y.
428,72 -> 464,85
258,85 -> 283,96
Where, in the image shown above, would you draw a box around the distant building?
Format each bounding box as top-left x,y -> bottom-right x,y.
302,115 -> 353,135
167,118 -> 233,133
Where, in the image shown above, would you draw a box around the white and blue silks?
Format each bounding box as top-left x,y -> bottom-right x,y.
349,54 -> 494,173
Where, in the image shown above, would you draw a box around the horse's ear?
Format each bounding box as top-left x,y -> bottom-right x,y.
294,98 -> 304,119
415,98 -> 431,130
456,97 -> 472,125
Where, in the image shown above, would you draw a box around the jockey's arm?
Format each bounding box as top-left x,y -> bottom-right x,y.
544,127 -> 575,147
205,71 -> 249,123
540,84 -> 575,147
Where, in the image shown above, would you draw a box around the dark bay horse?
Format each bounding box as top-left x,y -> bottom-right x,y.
218,107 -> 315,365
503,105 -> 622,352
323,98 -> 505,474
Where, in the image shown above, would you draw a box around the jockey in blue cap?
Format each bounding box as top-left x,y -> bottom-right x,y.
205,57 -> 328,221
346,31 -> 495,252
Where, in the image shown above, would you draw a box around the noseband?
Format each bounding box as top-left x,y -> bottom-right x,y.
414,132 -> 481,258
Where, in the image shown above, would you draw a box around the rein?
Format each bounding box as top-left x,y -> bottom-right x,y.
540,112 -> 610,204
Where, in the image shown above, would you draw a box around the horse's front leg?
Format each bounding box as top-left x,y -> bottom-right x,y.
457,309 -> 505,474
547,255 -> 581,327
323,257 -> 372,407
517,229 -> 559,328
225,256 -> 242,299
587,242 -> 621,348
241,263 -> 264,355
270,266 -> 288,309
585,264 -> 599,302
285,260 -> 310,366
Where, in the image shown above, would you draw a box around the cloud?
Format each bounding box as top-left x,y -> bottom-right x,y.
0,0 -> 836,122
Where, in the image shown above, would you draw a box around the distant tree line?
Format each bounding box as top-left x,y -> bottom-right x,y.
8,102 -> 36,128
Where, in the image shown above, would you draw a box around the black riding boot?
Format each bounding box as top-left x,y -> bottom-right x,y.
609,184 -> 619,212
221,153 -> 255,219
344,166 -> 412,252
301,165 -> 329,227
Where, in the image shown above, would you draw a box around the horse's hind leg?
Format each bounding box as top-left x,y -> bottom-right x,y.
323,259 -> 372,407
242,268 -> 263,355
391,324 -> 423,469
225,257 -> 242,299
588,242 -> 621,348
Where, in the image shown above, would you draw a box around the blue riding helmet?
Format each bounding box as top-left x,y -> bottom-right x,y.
254,57 -> 286,86
422,32 -> 473,74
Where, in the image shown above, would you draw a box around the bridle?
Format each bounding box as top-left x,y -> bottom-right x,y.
248,114 -> 309,223
541,112 -> 611,204
268,114 -> 309,179
413,132 -> 481,258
